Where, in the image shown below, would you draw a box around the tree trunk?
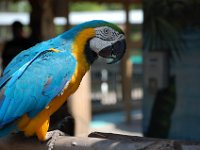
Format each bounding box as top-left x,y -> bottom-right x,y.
29,0 -> 55,41
121,2 -> 132,124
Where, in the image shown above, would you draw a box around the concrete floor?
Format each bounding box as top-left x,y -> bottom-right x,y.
90,109 -> 143,137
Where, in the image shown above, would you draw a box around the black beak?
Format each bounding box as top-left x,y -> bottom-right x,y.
98,39 -> 126,64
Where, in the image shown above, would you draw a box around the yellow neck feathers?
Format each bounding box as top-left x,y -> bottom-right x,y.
72,28 -> 95,72
63,28 -> 95,95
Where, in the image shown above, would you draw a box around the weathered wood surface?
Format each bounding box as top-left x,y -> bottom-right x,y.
89,132 -> 200,150
0,132 -> 200,150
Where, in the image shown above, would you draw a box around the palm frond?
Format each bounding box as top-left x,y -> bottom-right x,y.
143,0 -> 199,60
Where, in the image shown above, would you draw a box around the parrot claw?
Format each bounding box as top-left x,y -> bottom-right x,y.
46,129 -> 66,150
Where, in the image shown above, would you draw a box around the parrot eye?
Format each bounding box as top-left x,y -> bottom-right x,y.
103,28 -> 111,35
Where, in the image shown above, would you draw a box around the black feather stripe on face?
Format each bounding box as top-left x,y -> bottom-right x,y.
84,39 -> 98,65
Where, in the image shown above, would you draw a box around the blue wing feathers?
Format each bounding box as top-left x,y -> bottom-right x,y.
0,49 -> 76,129
0,50 -> 51,116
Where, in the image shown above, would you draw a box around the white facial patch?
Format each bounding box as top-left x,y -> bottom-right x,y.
89,37 -> 111,54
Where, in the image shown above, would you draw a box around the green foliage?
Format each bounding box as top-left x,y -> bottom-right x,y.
142,0 -> 200,59
105,3 -> 123,10
70,2 -> 107,12
146,76 -> 176,138
8,1 -> 31,12
131,32 -> 141,42
70,2 -> 140,12
55,26 -> 64,35
5,1 -> 141,13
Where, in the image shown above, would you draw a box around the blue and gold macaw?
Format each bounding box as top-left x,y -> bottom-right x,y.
0,20 -> 126,141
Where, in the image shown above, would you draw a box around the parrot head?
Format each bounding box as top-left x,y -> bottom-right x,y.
70,20 -> 126,64
89,24 -> 126,64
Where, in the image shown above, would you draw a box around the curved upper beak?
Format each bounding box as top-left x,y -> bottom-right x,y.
98,39 -> 126,64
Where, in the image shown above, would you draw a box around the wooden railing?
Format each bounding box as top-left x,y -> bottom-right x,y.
1,132 -> 200,150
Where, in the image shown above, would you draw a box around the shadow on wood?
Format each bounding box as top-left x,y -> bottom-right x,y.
0,134 -> 46,150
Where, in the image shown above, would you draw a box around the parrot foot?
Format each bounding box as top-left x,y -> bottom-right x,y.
46,129 -> 66,150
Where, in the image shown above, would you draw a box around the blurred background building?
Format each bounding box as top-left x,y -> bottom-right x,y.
143,0 -> 200,140
0,0 -> 200,142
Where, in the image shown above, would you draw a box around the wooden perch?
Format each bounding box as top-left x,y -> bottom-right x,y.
1,132 -> 200,150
